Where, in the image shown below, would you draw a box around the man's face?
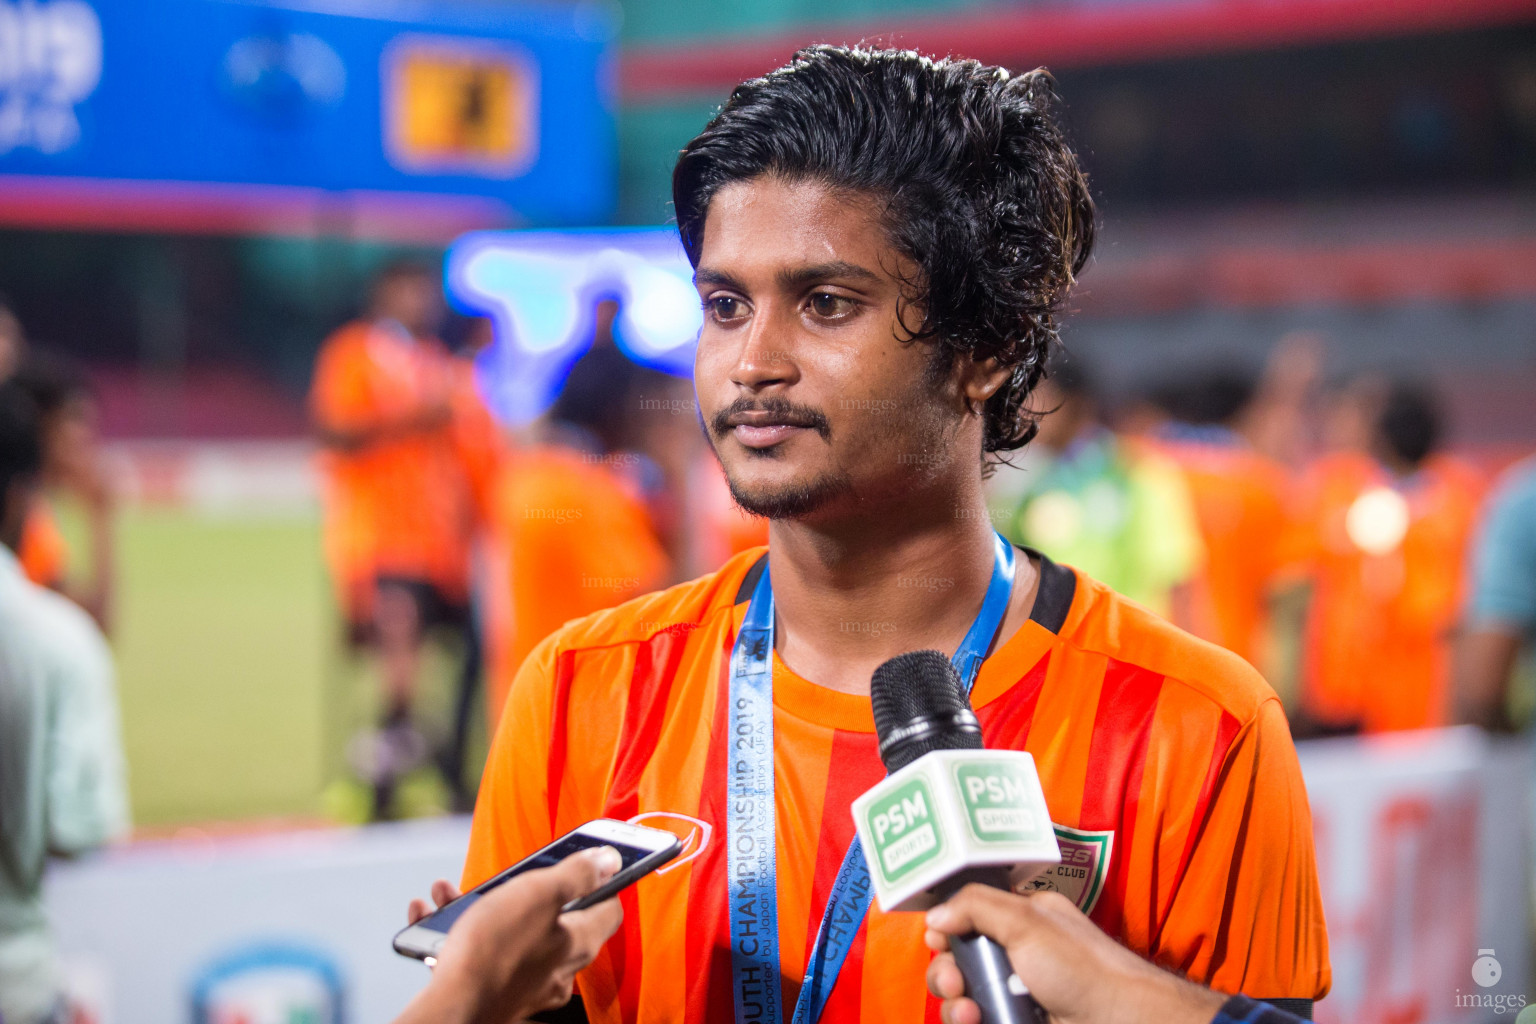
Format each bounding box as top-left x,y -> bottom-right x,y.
375,274 -> 442,339
692,176 -> 970,522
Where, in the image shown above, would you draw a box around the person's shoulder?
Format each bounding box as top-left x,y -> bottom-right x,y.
1120,442 -> 1195,499
1425,452 -> 1484,490
513,445 -> 620,488
1305,449 -> 1373,485
311,321 -> 376,393
498,446 -> 648,518
316,320 -> 373,357
538,547 -> 767,658
6,576 -> 111,678
1491,456 -> 1536,511
1061,568 -> 1275,723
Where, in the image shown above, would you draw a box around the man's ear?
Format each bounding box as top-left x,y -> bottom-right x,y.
957,355 -> 1011,410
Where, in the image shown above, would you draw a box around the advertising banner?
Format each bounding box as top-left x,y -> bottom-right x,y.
1299,729 -> 1533,1024
0,0 -> 616,224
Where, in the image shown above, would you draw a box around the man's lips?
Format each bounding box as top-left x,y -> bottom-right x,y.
732,423 -> 809,448
716,404 -> 829,448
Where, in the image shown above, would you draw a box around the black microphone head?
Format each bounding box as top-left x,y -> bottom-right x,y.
870,649 -> 983,773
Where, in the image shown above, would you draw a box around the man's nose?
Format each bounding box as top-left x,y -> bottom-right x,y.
729,307 -> 798,392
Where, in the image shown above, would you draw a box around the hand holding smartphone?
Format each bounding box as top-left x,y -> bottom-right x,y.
394,818 -> 682,961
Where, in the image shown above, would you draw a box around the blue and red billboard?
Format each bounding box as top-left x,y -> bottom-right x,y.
0,0 -> 617,229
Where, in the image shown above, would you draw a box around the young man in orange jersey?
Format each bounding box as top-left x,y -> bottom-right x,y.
311,262 -> 485,816
451,46 -> 1329,1023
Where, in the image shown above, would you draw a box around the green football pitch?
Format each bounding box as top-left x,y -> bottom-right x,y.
100,506 -> 479,828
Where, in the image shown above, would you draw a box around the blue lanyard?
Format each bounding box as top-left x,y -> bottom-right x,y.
727,533 -> 1017,1024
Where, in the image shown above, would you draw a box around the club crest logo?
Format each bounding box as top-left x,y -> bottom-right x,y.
1017,825 -> 1113,914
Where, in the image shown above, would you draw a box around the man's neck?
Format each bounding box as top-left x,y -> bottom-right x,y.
766,482 -> 1039,697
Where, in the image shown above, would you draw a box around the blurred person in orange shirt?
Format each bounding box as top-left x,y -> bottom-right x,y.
481,301 -> 671,731
310,261 -> 488,817
11,353 -> 116,630
1294,380 -> 1483,733
1142,369 -> 1294,672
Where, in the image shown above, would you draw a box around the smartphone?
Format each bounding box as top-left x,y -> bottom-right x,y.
393,818 -> 683,962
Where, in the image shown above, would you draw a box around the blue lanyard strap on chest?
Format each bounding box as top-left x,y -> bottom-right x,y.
727,533 -> 1017,1024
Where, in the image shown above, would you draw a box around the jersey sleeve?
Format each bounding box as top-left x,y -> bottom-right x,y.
462,633 -> 563,889
1156,698 -> 1330,1000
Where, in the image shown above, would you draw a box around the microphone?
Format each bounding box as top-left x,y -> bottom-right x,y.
852,650 -> 1059,1024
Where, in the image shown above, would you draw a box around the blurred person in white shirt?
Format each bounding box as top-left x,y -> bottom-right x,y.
0,380 -> 129,1024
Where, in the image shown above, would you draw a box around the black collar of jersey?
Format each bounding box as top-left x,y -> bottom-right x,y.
733,545 -> 1076,637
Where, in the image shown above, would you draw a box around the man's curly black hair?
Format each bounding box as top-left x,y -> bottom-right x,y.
672,44 -> 1096,454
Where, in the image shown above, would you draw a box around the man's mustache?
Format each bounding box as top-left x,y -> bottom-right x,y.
710,397 -> 832,441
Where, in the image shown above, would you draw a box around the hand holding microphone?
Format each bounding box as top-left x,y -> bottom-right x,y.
853,650 -> 1060,1024
923,885 -> 1228,1024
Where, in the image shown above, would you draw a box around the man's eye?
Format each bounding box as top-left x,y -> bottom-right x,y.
809,293 -> 855,319
708,297 -> 747,322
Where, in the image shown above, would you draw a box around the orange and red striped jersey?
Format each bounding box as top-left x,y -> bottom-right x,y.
465,548 -> 1330,1023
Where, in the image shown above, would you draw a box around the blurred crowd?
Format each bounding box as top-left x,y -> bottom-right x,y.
992,333 -> 1535,741
304,263 -> 1536,823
